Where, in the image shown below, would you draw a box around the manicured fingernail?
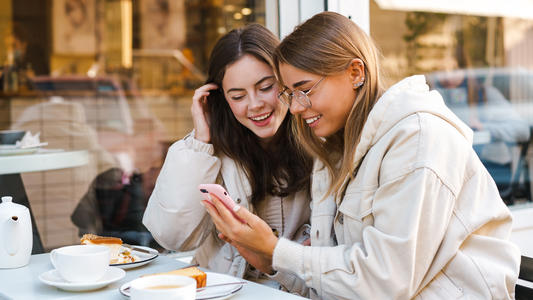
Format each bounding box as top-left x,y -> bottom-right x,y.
207,194 -> 212,201
233,205 -> 240,212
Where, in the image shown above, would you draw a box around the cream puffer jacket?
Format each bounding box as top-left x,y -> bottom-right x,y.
142,132 -> 310,296
272,75 -> 521,299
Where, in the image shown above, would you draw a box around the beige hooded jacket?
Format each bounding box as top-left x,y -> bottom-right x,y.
142,132 -> 310,296
272,75 -> 521,299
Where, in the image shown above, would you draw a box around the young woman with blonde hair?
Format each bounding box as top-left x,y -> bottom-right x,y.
203,12 -> 520,299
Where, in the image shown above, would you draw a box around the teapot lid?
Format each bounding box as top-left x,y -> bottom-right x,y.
0,196 -> 28,214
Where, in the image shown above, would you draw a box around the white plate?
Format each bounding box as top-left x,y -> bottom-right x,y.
111,246 -> 158,269
39,266 -> 125,292
119,271 -> 244,300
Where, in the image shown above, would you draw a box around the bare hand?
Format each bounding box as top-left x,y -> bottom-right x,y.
191,83 -> 218,143
218,233 -> 274,274
202,197 -> 278,259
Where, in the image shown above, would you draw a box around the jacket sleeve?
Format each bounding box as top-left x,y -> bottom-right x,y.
266,270 -> 310,297
272,167 -> 455,299
142,131 -> 221,251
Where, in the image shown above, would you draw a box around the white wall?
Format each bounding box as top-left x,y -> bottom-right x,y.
274,0 -> 370,39
328,0 -> 370,34
265,0 -> 279,37
279,0 -> 325,39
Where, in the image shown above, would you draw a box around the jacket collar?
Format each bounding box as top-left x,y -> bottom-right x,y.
219,155 -> 252,209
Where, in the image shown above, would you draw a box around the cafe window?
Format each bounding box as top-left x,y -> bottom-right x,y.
370,1 -> 533,206
0,0 -> 267,252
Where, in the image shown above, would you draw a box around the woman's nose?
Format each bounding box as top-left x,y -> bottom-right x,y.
249,94 -> 264,110
289,100 -> 306,115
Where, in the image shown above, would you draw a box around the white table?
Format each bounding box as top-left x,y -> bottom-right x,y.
0,150 -> 89,253
0,253 -> 307,300
0,150 -> 89,175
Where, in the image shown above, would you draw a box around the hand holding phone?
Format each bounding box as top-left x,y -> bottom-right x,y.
198,184 -> 244,223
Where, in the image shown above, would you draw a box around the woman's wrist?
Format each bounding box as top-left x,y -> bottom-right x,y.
265,236 -> 279,258
193,130 -> 210,143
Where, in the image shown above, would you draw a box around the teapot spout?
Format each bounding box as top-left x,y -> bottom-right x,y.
3,216 -> 20,256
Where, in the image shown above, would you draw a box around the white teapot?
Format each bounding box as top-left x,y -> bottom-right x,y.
0,196 -> 32,268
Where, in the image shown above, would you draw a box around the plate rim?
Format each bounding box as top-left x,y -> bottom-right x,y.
110,245 -> 159,267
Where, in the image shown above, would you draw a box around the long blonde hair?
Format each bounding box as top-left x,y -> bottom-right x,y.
274,12 -> 386,198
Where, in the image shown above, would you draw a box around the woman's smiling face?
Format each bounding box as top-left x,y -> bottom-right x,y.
222,54 -> 287,140
278,63 -> 356,137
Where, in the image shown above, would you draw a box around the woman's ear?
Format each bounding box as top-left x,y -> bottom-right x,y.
348,58 -> 365,89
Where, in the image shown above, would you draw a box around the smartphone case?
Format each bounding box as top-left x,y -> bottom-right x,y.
198,184 -> 245,223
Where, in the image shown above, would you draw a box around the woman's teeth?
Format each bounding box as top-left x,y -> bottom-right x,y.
305,115 -> 321,124
251,112 -> 272,121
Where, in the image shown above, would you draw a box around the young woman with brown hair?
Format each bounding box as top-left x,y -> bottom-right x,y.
143,24 -> 312,293
204,12 -> 520,299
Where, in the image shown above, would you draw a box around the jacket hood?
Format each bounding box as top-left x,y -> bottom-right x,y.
351,75 -> 472,169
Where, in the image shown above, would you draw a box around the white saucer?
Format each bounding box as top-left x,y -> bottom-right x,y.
39,266 -> 125,292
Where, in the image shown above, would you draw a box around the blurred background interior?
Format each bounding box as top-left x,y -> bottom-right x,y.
0,0 -> 532,254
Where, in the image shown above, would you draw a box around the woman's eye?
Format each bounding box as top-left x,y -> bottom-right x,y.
231,95 -> 245,100
259,84 -> 274,92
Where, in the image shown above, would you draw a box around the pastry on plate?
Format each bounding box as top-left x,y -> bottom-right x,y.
80,234 -> 138,264
145,266 -> 207,288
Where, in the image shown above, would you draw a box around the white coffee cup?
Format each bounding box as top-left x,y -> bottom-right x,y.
130,275 -> 196,300
50,245 -> 109,283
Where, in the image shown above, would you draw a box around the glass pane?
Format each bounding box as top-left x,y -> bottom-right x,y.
371,2 -> 533,205
0,0 -> 265,252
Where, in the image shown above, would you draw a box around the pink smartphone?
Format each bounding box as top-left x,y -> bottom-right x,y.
198,184 -> 244,222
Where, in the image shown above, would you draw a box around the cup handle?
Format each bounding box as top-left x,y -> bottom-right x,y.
50,249 -> 58,269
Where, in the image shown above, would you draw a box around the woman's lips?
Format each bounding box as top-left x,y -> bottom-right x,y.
250,111 -> 273,127
304,115 -> 321,128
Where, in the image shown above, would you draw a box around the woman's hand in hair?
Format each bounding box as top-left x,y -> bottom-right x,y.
202,197 -> 279,259
191,83 -> 218,143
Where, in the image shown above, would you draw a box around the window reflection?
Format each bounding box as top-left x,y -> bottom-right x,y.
370,3 -> 533,204
428,68 -> 532,204
0,0 -> 265,251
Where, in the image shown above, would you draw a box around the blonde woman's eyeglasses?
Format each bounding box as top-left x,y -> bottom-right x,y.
277,76 -> 325,108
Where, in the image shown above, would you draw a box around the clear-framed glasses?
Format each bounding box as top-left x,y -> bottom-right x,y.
277,76 -> 325,108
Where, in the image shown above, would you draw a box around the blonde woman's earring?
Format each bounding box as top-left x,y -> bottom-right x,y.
353,79 -> 364,89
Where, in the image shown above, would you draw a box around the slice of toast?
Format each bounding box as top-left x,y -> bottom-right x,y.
145,266 -> 207,288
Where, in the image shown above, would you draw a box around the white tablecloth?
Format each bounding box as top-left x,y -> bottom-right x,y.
0,253 -> 307,300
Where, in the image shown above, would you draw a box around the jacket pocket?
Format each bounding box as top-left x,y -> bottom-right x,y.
415,271 -> 464,300
335,186 -> 377,244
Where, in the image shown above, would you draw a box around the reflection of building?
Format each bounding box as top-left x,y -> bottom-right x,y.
7,75 -> 170,249
10,99 -> 115,249
370,1 -> 533,83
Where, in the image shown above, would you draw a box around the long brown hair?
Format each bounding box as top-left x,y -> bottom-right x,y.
273,12 -> 386,198
205,24 -> 312,204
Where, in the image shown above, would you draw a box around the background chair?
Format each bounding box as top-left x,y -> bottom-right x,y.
501,139 -> 531,205
516,255 -> 533,299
